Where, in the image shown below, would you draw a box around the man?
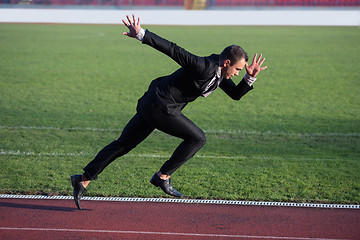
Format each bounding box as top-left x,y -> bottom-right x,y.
71,14 -> 267,210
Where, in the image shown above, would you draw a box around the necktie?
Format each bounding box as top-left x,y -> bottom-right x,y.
201,75 -> 222,97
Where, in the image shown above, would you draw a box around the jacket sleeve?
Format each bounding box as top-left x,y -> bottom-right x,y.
219,78 -> 253,100
142,29 -> 207,77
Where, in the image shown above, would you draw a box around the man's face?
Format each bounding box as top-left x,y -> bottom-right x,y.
221,58 -> 246,79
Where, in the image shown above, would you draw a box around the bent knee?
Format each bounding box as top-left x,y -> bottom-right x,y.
194,131 -> 206,146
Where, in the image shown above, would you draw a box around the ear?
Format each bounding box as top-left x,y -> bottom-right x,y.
223,59 -> 231,67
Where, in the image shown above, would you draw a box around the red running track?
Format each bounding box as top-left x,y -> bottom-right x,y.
0,198 -> 359,240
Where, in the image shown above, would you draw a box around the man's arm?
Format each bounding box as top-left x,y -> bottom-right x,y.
220,78 -> 253,101
141,30 -> 201,69
220,54 -> 267,100
122,14 -> 207,75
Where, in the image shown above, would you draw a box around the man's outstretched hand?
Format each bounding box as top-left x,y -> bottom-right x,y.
122,14 -> 142,38
245,54 -> 267,78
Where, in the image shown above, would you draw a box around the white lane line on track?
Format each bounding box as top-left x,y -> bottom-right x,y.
1,125 -> 359,137
1,194 -> 359,209
0,227 -> 350,240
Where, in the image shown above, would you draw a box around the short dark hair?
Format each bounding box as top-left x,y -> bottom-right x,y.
220,45 -> 248,66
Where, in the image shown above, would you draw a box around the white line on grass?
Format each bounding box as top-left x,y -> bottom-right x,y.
0,227 -> 351,239
0,149 -> 344,162
1,125 -> 359,137
0,149 -> 240,159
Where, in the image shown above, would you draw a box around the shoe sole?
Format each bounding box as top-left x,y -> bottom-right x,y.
73,189 -> 82,210
71,175 -> 85,210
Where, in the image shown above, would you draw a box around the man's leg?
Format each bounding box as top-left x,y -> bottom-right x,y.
149,111 -> 206,197
82,113 -> 155,181
156,113 -> 206,176
71,113 -> 154,209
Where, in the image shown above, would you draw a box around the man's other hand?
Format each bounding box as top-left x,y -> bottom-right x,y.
245,53 -> 267,78
122,14 -> 142,38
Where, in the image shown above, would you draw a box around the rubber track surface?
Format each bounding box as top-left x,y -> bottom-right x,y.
0,198 -> 359,240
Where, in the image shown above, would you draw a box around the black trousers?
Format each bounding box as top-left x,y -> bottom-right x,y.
83,109 -> 206,181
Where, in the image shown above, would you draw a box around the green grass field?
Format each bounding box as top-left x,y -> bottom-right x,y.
0,24 -> 359,204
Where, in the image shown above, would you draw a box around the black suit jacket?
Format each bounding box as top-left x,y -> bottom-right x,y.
137,29 -> 253,116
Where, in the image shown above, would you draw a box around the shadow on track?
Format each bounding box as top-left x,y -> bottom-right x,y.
0,201 -> 84,212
